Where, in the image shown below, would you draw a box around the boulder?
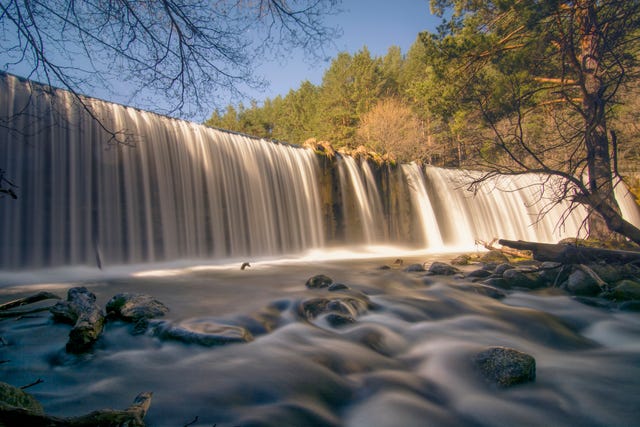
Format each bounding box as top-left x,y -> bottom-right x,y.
610,280 -> 640,301
324,312 -> 356,327
106,293 -> 169,322
473,346 -> 536,387
427,262 -> 461,276
466,269 -> 492,279
305,274 -> 333,289
565,269 -> 601,296
502,269 -> 542,289
479,250 -> 510,265
494,263 -> 514,275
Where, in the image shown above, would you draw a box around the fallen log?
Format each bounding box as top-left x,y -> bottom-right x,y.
50,287 -> 105,354
498,239 -> 640,264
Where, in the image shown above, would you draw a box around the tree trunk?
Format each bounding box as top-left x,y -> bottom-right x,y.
576,0 -> 629,241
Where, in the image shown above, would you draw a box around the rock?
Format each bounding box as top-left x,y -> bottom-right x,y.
494,263 -> 513,275
50,287 -> 105,353
152,318 -> 253,346
328,283 -> 350,291
106,293 -> 169,322
473,346 -> 536,387
404,263 -> 425,272
610,280 -> 640,301
480,250 -> 510,265
451,254 -> 472,265
502,269 -> 542,289
456,283 -> 506,299
467,269 -> 492,279
619,301 -> 640,312
305,274 -> 333,289
537,261 -> 566,285
377,265 -> 391,270
482,277 -> 511,290
324,312 -> 356,327
427,262 -> 461,276
587,263 -> 623,284
565,269 -> 601,296
0,381 -> 44,413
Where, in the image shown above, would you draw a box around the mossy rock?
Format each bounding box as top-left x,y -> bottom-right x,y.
479,250 -> 510,265
0,381 -> 44,413
473,347 -> 536,387
610,280 -> 640,301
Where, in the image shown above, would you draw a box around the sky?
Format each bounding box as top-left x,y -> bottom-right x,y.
247,0 -> 442,104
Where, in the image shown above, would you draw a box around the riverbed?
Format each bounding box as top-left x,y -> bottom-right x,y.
1,255 -> 639,426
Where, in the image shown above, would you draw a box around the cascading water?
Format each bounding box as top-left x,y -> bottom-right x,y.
1,72 -> 639,272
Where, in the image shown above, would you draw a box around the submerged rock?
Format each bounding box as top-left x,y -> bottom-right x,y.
473,346 -> 536,387
305,274 -> 333,289
427,262 -> 461,276
324,312 -> 356,327
152,318 -> 253,346
106,293 -> 169,322
328,283 -> 350,292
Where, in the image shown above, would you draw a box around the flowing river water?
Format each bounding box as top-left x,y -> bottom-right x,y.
1,255 -> 640,426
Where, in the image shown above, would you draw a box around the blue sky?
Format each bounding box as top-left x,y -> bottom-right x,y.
249,0 -> 442,103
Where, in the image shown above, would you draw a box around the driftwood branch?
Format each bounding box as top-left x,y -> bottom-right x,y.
0,292 -> 60,311
0,391 -> 153,427
477,238 -> 532,258
499,239 -> 640,264
50,287 -> 105,353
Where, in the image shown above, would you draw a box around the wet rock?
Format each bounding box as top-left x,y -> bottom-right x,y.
537,262 -> 566,285
427,262 -> 461,276
479,250 -> 510,265
619,301 -> 640,312
467,269 -> 492,279
565,269 -> 601,296
473,346 -> 536,387
610,280 -> 640,301
151,318 -> 253,346
328,283 -> 349,291
0,381 -> 44,413
305,274 -> 333,289
451,254 -> 472,265
378,265 -> 391,270
324,312 -> 356,327
502,269 -> 542,289
456,283 -> 506,299
404,263 -> 425,272
588,263 -> 624,284
106,293 -> 169,322
482,277 -> 510,290
494,263 -> 514,275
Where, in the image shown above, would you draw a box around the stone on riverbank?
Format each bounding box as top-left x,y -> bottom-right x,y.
0,381 -> 44,413
480,250 -> 510,265
609,280 -> 640,301
565,269 -> 601,296
473,346 -> 536,387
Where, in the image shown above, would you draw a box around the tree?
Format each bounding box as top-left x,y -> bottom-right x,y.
0,0 -> 341,122
426,0 -> 640,244
356,97 -> 426,162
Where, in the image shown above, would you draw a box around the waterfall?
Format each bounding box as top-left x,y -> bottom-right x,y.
1,73 -> 639,272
